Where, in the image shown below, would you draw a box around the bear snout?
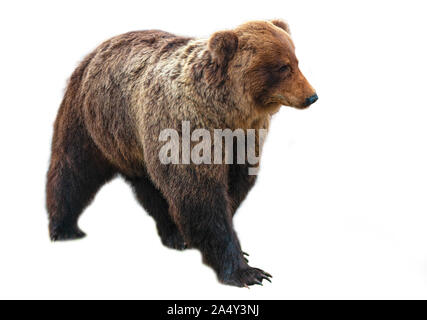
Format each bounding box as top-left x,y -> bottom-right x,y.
303,93 -> 318,107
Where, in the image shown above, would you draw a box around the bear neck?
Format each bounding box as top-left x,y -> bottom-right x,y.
177,39 -> 268,130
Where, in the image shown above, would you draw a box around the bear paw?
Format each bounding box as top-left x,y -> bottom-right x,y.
160,230 -> 187,251
50,225 -> 86,241
221,266 -> 272,287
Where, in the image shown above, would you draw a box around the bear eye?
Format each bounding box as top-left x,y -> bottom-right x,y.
278,64 -> 289,73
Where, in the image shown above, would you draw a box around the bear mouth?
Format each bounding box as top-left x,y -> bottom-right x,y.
272,94 -> 290,107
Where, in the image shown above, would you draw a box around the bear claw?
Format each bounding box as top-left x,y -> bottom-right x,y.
222,266 -> 272,287
242,251 -> 250,262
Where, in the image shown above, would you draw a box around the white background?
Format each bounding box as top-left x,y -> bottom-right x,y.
0,0 -> 427,299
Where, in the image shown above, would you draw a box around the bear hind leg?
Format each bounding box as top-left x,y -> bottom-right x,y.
46,141 -> 115,241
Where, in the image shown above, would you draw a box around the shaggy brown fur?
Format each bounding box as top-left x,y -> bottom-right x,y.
46,20 -> 317,287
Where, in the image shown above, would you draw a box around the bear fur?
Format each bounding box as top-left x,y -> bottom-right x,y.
46,20 -> 317,287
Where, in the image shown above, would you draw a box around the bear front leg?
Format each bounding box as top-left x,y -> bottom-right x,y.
173,183 -> 271,287
126,174 -> 187,250
228,163 -> 257,262
228,163 -> 257,217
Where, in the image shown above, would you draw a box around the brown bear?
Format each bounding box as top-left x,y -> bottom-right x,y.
46,19 -> 317,287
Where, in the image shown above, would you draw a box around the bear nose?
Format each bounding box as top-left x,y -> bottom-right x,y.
304,93 -> 318,107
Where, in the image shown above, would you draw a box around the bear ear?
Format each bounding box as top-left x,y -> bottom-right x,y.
270,19 -> 291,34
208,30 -> 238,65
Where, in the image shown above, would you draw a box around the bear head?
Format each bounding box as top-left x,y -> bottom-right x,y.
208,19 -> 318,114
